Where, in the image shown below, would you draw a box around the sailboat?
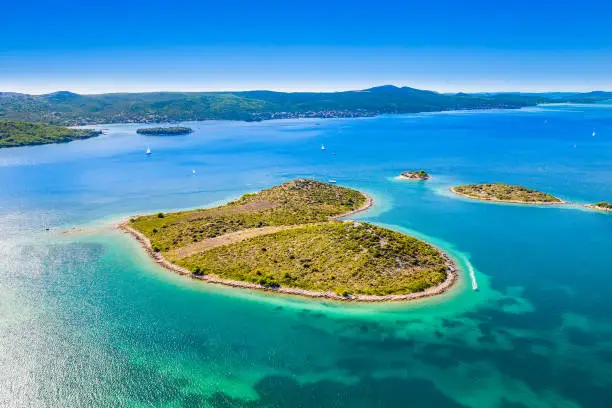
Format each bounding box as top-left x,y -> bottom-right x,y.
146,145 -> 151,155
592,131 -> 596,137
321,144 -> 326,151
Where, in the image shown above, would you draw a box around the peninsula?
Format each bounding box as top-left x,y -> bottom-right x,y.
587,202 -> 612,212
121,179 -> 456,301
451,183 -> 563,204
0,120 -> 101,148
399,170 -> 430,180
136,126 -> 193,135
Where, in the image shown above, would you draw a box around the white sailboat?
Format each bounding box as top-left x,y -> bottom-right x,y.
592,131 -> 596,137
321,144 -> 326,151
146,145 -> 151,155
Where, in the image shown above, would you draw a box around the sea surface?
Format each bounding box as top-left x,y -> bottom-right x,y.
1,105 -> 612,408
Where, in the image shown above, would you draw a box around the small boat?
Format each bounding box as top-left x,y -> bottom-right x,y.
192,169 -> 196,175
146,146 -> 151,155
321,144 -> 326,151
592,131 -> 596,137
328,179 -> 337,183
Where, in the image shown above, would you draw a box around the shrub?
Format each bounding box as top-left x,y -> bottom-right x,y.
157,212 -> 165,218
258,276 -> 280,288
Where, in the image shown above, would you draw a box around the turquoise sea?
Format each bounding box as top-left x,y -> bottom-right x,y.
1,104 -> 612,407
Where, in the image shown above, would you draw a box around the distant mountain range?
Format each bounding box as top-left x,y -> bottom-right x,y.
1,85 -> 610,125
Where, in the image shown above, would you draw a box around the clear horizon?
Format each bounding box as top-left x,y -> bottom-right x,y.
2,0 -> 612,95
5,85 -> 612,96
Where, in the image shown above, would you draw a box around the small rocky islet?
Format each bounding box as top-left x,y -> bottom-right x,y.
399,170 -> 430,180
588,202 -> 612,212
451,183 -> 562,204
136,126 -> 193,135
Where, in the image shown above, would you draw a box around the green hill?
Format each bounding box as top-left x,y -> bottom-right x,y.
0,85 -> 559,125
0,120 -> 101,148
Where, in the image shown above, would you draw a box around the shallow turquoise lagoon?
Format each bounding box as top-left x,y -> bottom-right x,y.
1,105 -> 612,407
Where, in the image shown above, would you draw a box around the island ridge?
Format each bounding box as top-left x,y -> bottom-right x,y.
121,179 -> 456,301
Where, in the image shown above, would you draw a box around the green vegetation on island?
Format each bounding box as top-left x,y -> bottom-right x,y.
400,170 -> 430,180
595,202 -> 612,209
591,202 -> 612,212
136,126 -> 193,135
0,120 -> 101,148
130,179 -> 367,253
126,179 -> 453,298
452,183 -> 562,204
177,222 -> 448,296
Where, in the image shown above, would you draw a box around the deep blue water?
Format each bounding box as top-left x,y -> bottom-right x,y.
1,105 -> 612,407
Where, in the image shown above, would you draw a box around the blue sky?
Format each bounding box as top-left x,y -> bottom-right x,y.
1,0 -> 612,94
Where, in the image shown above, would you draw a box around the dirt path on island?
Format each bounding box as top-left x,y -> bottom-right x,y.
165,224 -> 301,260
167,193 -> 374,260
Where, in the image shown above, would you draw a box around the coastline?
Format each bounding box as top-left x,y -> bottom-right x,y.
450,187 -> 566,206
585,204 -> 612,213
118,192 -> 459,303
61,105 -> 537,127
331,192 -> 374,219
398,175 -> 430,181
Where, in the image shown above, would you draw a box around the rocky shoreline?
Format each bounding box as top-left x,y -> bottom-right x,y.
118,193 -> 459,303
585,204 -> 612,213
398,171 -> 430,181
450,187 -> 566,205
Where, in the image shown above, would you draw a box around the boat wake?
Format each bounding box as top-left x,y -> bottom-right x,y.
466,259 -> 478,291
